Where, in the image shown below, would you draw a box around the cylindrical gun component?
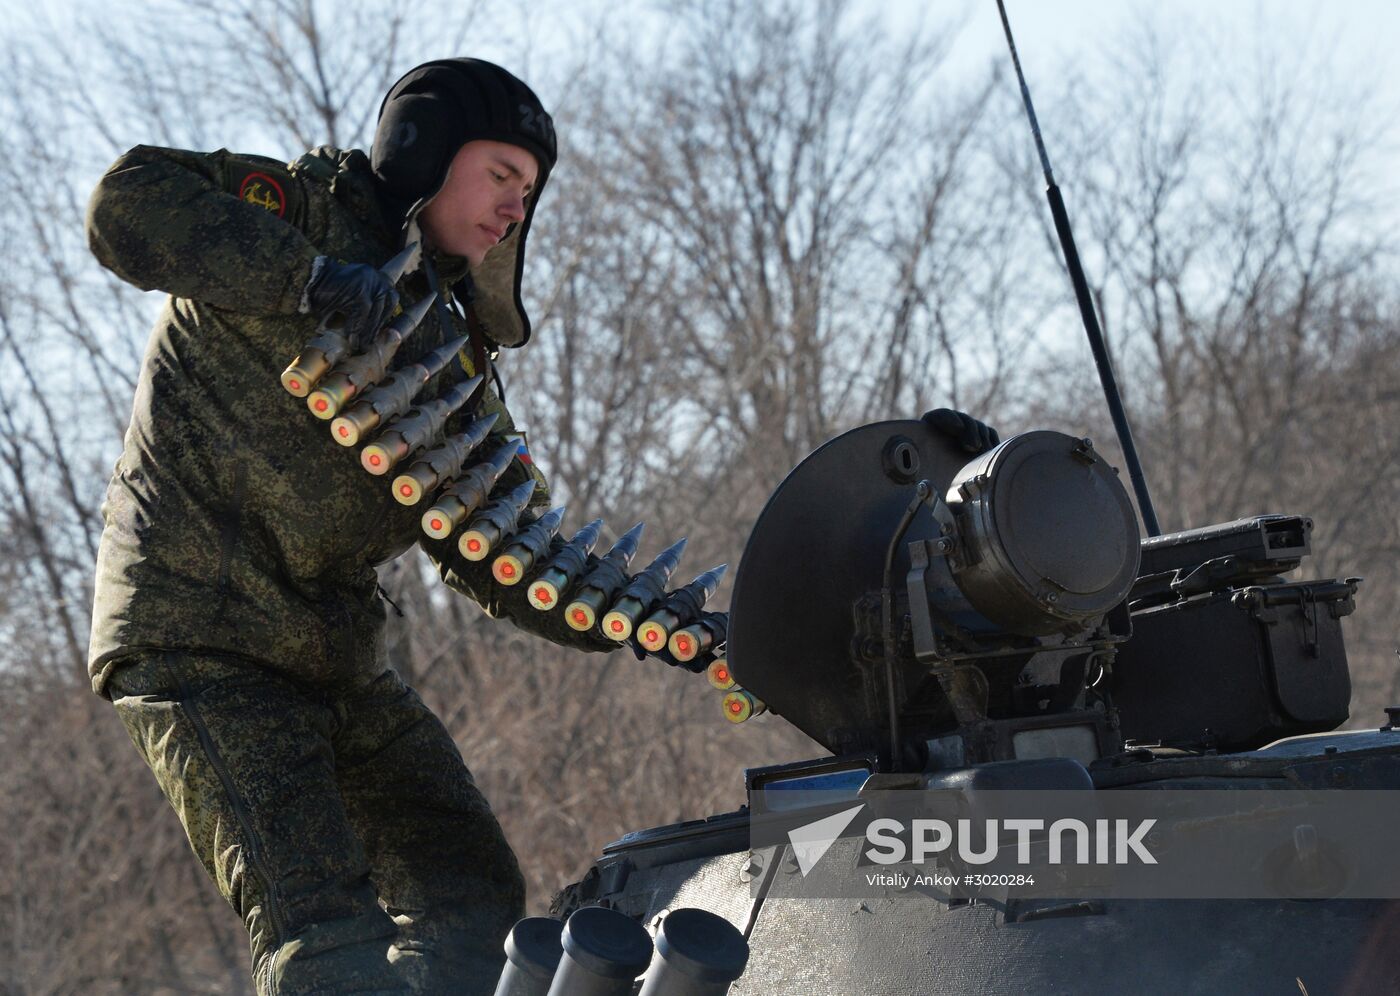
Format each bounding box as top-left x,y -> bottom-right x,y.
306,293 -> 437,419
391,409 -> 498,504
636,908 -> 749,996
706,657 -> 735,690
360,373 -> 478,475
459,480 -> 537,561
670,613 -> 728,664
332,336 -> 471,446
563,523 -> 646,631
601,538 -> 689,641
493,507 -> 568,585
722,689 -> 766,724
545,906 -> 653,996
495,917 -> 564,996
528,519 -> 605,610
636,565 -> 727,651
419,442 -> 519,538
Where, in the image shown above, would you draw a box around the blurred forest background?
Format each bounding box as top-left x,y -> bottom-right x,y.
1,0 -> 1397,991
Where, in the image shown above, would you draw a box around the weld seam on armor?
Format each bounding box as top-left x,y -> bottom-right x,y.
162,652 -> 290,958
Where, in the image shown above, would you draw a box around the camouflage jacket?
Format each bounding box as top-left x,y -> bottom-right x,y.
86,144 -> 609,695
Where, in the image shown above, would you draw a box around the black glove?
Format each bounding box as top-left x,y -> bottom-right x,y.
303,257 -> 400,352
922,408 -> 1000,455
626,635 -> 694,670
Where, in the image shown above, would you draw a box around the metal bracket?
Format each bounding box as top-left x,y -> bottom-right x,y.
907,539 -> 942,663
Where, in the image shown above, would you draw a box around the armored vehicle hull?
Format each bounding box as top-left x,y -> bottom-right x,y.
542,418 -> 1392,994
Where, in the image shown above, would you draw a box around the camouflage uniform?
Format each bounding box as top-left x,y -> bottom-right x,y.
87,144 -> 608,994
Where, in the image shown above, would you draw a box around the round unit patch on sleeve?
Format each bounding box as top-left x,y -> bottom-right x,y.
238,172 -> 287,217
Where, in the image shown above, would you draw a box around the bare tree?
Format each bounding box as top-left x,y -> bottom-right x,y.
2,2 -> 1397,992
1013,23 -> 1400,722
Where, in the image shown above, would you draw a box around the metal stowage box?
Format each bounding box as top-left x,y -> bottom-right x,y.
1111,515 -> 1359,751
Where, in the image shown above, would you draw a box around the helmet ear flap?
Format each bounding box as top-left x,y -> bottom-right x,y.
371,91 -> 462,202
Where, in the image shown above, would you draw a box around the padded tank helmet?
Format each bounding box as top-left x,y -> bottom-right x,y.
373,58 -> 557,347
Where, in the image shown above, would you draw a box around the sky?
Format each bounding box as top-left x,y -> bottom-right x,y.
10,1 -> 1397,177
946,0 -> 1400,235
939,0 -> 1398,83
499,0 -> 1400,218
948,0 -> 1398,154
895,1 -> 1398,196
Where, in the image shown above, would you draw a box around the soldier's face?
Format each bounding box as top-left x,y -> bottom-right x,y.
420,140 -> 539,266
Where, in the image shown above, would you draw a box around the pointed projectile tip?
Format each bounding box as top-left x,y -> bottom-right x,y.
539,506 -> 566,529
577,518 -> 606,541
461,409 -> 499,446
690,564 -> 727,598
505,479 -> 537,505
484,439 -> 519,473
380,241 -> 420,283
441,334 -> 472,363
401,291 -> 438,328
605,521 -> 646,562
652,536 -> 688,569
418,335 -> 473,380
440,373 -> 484,412
431,406 -> 495,456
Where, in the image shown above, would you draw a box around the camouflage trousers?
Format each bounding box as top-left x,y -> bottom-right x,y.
107,650 -> 525,995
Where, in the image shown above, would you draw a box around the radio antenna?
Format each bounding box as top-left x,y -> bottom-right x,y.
994,0 -> 1162,536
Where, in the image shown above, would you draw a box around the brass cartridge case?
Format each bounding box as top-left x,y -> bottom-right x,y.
492,547 -> 535,586
564,587 -> 609,632
721,689 -> 766,724
706,657 -> 735,690
527,568 -> 572,611
360,433 -> 411,475
330,404 -> 382,447
281,341 -> 338,397
306,371 -> 359,420
637,608 -> 683,653
393,462 -> 438,505
601,596 -> 648,642
421,495 -> 471,540
458,521 -> 503,561
671,624 -> 717,664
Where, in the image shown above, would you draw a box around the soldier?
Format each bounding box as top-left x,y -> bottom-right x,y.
85,59 -> 650,994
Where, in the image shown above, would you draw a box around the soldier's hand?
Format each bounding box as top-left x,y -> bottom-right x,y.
303,257 -> 400,352
922,408 -> 1000,455
626,635 -> 687,668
